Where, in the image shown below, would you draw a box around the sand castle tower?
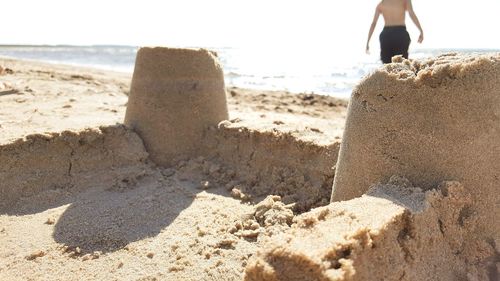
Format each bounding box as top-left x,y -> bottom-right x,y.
331,54 -> 500,244
124,47 -> 228,166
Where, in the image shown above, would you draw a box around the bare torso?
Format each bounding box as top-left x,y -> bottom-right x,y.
378,0 -> 407,26
366,0 -> 424,55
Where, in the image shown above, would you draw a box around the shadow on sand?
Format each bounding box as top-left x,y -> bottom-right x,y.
1,169 -> 205,255
51,174 -> 200,254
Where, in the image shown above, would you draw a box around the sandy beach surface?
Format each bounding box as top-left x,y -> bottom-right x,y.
0,57 -> 347,280
1,53 -> 499,281
0,57 -> 346,146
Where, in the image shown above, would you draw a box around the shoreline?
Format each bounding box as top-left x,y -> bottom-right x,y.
0,54 -> 357,98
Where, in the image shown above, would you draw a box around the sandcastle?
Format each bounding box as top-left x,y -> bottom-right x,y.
124,47 -> 229,167
245,54 -> 500,280
3,49 -> 499,280
123,50 -> 500,279
124,47 -> 337,211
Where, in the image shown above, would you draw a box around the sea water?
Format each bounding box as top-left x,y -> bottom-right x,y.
0,45 -> 497,99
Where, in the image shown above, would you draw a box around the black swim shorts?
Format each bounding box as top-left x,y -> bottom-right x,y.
379,25 -> 411,64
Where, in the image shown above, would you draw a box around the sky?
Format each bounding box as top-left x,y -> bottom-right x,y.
2,0 -> 500,52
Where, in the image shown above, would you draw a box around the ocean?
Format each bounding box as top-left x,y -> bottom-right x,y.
0,45 -> 497,99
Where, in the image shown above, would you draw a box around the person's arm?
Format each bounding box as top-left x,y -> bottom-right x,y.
366,5 -> 381,54
406,0 -> 424,43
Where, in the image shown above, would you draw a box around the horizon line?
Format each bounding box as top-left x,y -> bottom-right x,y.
0,44 -> 499,52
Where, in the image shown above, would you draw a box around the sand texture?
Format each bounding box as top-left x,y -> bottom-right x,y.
0,59 -> 130,144
245,178 -> 494,281
1,52 -> 498,280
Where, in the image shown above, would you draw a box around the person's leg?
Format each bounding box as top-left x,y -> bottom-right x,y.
379,28 -> 392,64
394,27 -> 411,59
403,29 -> 411,59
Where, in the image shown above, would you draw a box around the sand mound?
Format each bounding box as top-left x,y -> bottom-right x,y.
332,54 -> 500,278
245,177 -> 498,280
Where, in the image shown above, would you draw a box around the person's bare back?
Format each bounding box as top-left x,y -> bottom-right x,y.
365,0 -> 424,63
378,0 -> 407,26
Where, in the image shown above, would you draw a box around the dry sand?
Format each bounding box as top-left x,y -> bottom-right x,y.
0,59 -> 130,144
1,52 -> 498,281
0,56 -> 346,280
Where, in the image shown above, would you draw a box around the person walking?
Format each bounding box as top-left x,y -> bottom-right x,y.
366,0 -> 424,63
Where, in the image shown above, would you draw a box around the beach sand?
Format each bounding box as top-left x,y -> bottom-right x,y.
1,52 -> 498,281
0,56 -> 346,280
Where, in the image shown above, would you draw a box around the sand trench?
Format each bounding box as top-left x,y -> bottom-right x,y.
0,121 -> 339,281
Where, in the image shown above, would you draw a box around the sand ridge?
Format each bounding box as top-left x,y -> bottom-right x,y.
0,125 -> 149,212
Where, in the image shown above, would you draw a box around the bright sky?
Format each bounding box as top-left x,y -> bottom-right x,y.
2,0 -> 500,51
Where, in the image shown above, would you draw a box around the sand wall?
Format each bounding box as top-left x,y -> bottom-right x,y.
0,125 -> 149,212
0,122 -> 339,216
331,54 -> 500,261
203,125 -> 339,212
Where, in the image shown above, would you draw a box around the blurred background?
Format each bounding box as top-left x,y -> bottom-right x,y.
1,0 -> 499,98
